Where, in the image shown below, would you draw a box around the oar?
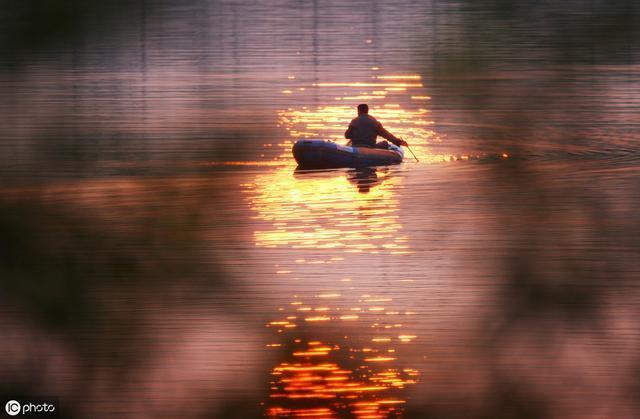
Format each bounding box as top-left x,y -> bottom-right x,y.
401,138 -> 419,162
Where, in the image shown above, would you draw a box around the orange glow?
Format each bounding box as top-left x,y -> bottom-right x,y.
266,294 -> 419,417
342,95 -> 387,100
398,335 -> 416,340
305,316 -> 331,322
293,351 -> 330,357
315,82 -> 422,87
376,75 -> 422,80
317,293 -> 341,298
248,167 -> 407,250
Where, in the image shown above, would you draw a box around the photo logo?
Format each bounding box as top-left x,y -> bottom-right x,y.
4,400 -> 56,416
5,400 -> 20,416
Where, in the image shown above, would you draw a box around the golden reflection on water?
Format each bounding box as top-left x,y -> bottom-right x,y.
276,73 -> 447,163
265,292 -> 419,419
246,168 -> 409,252
248,70 -> 428,417
247,71 -> 447,251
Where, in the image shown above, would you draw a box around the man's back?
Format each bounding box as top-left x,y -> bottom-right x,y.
344,104 -> 404,148
345,114 -> 383,147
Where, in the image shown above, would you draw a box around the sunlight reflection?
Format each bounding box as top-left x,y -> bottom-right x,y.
246,168 -> 408,251
272,71 -> 453,164
247,70 -> 450,250
266,292 -> 419,419
277,91 -> 443,162
254,69 -> 426,418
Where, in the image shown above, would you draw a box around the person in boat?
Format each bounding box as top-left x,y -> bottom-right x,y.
344,103 -> 408,149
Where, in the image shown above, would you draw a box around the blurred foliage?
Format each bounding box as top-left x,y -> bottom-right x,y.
0,177 -> 241,417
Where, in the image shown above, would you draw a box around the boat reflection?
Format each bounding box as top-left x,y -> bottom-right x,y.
346,168 -> 383,194
294,167 -> 386,194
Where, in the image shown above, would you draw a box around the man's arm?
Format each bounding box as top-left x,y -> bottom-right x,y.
376,121 -> 404,146
344,122 -> 354,139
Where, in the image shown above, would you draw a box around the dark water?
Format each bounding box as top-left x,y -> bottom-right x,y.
1,1 -> 640,418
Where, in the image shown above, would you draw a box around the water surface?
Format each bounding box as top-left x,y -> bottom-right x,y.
1,1 -> 640,418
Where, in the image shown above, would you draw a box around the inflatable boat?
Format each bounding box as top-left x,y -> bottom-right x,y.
292,139 -> 403,169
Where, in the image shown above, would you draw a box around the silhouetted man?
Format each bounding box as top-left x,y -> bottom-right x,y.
344,104 -> 408,149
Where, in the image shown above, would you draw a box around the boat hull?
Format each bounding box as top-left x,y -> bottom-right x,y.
292,139 -> 403,169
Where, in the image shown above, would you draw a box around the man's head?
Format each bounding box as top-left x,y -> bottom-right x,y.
357,103 -> 369,115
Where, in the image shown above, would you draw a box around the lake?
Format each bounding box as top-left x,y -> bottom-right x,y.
1,1 -> 639,418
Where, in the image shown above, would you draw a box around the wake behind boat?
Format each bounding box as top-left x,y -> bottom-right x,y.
292,139 -> 404,169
